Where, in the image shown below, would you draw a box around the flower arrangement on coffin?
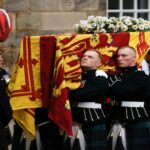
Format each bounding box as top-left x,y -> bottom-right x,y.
73,16 -> 150,33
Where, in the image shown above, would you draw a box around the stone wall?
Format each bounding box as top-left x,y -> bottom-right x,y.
1,0 -> 106,73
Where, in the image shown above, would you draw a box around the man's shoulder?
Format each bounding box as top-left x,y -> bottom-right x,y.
136,69 -> 149,76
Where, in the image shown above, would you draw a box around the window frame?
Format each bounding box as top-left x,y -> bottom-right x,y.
106,0 -> 150,21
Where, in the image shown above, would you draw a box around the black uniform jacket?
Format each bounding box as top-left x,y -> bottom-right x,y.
0,68 -> 12,127
109,66 -> 150,123
69,69 -> 109,125
70,70 -> 108,103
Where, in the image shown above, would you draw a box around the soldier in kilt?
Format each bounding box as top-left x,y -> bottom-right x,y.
108,46 -> 150,150
63,49 -> 110,150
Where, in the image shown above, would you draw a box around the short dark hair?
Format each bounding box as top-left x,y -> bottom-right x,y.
84,49 -> 103,60
116,46 -> 136,56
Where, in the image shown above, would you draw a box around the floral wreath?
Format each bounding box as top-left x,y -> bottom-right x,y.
73,16 -> 150,34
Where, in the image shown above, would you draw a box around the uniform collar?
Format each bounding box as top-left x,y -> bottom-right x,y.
82,69 -> 96,78
120,66 -> 138,73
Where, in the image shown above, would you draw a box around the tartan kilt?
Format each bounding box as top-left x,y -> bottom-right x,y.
82,121 -> 109,150
126,120 -> 150,150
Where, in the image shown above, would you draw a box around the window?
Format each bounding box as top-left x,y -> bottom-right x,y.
107,0 -> 150,21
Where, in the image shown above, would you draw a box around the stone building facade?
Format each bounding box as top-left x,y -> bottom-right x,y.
0,0 -> 106,73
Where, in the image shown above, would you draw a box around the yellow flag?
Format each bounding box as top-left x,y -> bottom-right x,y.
8,36 -> 42,139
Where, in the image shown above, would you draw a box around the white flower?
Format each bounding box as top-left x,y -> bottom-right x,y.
73,24 -> 79,31
95,70 -> 108,78
117,21 -> 123,27
144,20 -> 149,26
87,15 -> 95,23
100,28 -> 107,33
121,25 -> 128,31
144,21 -> 150,29
114,27 -> 119,32
139,18 -> 145,22
132,24 -> 138,30
125,20 -> 133,26
108,24 -> 115,29
138,24 -> 145,30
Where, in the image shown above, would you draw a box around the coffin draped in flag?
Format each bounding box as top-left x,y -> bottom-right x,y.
8,31 -> 150,138
48,31 -> 150,136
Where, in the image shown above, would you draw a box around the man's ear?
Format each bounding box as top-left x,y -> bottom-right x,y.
96,60 -> 102,67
